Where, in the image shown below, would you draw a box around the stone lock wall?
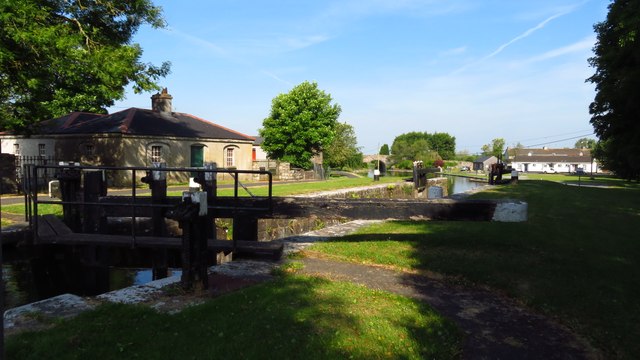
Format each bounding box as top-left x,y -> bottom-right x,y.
255,178 -> 448,241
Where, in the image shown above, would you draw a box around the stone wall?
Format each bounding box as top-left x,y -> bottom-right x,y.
256,178 -> 448,241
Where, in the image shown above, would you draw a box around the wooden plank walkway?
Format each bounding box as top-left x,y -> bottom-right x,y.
36,215 -> 283,259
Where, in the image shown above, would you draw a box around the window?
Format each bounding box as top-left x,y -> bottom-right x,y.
13,144 -> 20,155
85,144 -> 94,156
151,145 -> 162,163
38,144 -> 46,156
225,147 -> 235,167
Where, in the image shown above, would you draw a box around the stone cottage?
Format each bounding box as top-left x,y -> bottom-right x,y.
0,89 -> 255,185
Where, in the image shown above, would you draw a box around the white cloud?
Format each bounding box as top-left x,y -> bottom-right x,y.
522,36 -> 595,64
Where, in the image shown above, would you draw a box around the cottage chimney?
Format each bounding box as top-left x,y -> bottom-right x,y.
151,88 -> 173,113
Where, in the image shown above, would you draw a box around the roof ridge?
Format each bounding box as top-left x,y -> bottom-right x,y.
118,108 -> 138,133
61,111 -> 104,129
175,112 -> 254,140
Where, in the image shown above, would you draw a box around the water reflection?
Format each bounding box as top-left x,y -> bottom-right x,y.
446,175 -> 487,195
3,260 -> 180,310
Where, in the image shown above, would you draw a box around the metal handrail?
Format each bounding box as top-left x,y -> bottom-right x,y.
24,164 -> 274,237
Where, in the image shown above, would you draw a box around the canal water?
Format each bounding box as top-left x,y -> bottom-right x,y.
2,175 -> 485,310
445,174 -> 487,195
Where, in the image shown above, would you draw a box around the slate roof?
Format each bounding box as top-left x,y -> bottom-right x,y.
35,108 -> 253,141
511,148 -> 592,163
252,136 -> 264,146
473,155 -> 497,163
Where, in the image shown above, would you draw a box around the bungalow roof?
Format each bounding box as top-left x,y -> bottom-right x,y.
35,108 -> 253,141
511,148 -> 592,163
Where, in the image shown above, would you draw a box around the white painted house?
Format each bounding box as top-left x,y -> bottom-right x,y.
508,147 -> 599,174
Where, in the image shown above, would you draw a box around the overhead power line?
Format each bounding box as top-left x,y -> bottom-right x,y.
524,133 -> 595,148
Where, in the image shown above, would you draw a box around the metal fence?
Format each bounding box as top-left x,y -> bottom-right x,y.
15,155 -> 58,193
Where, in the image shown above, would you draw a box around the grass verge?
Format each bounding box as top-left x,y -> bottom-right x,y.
201,177 -> 401,197
0,203 -> 63,218
308,180 -> 640,358
1,177 -> 400,216
6,275 -> 461,360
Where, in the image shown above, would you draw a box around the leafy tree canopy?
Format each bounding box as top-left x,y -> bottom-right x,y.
481,138 -> 506,159
379,143 -> 390,155
587,0 -> 640,180
259,81 -> 341,169
390,131 -> 455,165
324,122 -> 363,169
574,137 -> 597,150
429,132 -> 456,159
0,0 -> 171,132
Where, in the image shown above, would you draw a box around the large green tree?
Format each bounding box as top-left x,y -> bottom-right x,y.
429,132 -> 456,159
0,0 -> 170,132
259,81 -> 341,169
587,0 -> 640,180
324,122 -> 363,169
390,131 -> 456,165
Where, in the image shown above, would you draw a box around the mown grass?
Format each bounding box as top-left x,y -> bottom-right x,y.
1,203 -> 63,217
0,177 -> 400,217
6,275 -> 461,360
308,180 -> 640,359
172,176 -> 401,197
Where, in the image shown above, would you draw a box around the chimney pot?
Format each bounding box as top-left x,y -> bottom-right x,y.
151,88 -> 173,113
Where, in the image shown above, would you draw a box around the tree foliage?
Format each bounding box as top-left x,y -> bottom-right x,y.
259,81 -> 341,169
587,0 -> 640,179
379,144 -> 390,155
389,131 -> 455,165
481,138 -> 506,159
574,137 -> 597,150
324,122 -> 363,169
0,0 -> 171,132
428,132 -> 456,159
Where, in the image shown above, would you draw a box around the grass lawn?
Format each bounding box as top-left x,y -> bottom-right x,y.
6,275 -> 461,360
0,177 -> 401,217
308,179 -> 640,358
170,177 -> 401,197
1,203 -> 63,218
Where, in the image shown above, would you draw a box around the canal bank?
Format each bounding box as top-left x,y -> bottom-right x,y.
2,179 -> 451,312
3,177 -> 525,338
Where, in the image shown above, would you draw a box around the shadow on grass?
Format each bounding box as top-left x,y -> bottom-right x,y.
6,276 -> 460,359
310,180 -> 640,358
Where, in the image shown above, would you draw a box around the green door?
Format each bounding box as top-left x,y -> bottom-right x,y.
190,145 -> 204,168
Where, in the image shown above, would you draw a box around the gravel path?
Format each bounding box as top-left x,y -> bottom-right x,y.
299,255 -> 596,360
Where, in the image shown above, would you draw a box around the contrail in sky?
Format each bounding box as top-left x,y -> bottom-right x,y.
453,6 -> 579,74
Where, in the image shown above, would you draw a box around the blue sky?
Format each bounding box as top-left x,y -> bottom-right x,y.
109,0 -> 609,155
